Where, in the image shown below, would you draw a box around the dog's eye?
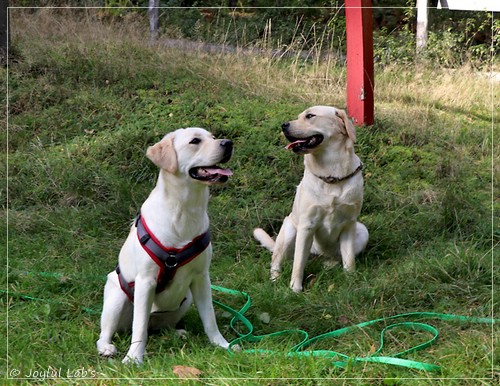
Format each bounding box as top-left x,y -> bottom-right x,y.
305,113 -> 316,119
190,138 -> 201,145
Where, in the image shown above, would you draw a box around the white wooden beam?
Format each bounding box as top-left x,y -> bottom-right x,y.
416,0 -> 428,53
438,0 -> 500,12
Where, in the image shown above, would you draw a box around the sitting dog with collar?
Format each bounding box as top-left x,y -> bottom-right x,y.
254,106 -> 369,292
97,127 -> 233,364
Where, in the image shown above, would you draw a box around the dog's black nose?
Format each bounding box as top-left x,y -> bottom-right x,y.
220,139 -> 233,161
220,139 -> 233,149
282,122 -> 290,131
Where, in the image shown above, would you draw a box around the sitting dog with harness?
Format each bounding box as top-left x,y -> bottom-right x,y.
97,127 -> 233,364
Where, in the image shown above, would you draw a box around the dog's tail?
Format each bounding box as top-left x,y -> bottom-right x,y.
253,228 -> 275,252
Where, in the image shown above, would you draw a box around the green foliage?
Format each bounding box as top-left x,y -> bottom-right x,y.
422,13 -> 493,68
158,5 -> 347,57
374,26 -> 416,65
148,3 -> 498,69
372,7 -> 496,68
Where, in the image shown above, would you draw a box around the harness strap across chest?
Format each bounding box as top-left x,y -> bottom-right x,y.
116,214 -> 211,302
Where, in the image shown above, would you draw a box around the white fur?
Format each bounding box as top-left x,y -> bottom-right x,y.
97,128 -> 231,364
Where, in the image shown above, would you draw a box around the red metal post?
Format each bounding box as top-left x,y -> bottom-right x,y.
345,0 -> 374,126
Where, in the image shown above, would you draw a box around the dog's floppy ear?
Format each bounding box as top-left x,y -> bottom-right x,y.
336,109 -> 356,143
146,135 -> 178,173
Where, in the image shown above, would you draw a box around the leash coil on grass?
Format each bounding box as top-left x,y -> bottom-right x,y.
211,286 -> 497,373
4,271 -> 497,373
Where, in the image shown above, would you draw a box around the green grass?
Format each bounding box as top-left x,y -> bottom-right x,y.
2,8 -> 499,385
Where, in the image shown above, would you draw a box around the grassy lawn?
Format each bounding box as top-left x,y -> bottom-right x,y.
2,8 -> 498,385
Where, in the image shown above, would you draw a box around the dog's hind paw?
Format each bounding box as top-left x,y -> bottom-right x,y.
322,259 -> 340,270
176,328 -> 188,340
97,343 -> 117,358
270,268 -> 281,282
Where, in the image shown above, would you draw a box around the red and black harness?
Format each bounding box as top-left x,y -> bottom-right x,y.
116,214 -> 211,302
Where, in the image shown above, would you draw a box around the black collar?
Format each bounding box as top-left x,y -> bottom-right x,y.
314,163 -> 363,184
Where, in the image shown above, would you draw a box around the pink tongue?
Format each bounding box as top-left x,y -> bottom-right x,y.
210,167 -> 233,176
285,139 -> 308,150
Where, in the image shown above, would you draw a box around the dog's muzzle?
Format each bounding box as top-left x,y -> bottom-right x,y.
189,139 -> 234,183
282,122 -> 324,154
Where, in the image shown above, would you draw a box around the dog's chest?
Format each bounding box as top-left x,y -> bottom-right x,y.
304,200 -> 358,246
151,251 -> 209,312
319,201 -> 356,228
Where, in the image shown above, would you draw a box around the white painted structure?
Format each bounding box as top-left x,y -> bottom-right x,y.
417,0 -> 498,51
416,0 -> 429,53
437,0 -> 500,12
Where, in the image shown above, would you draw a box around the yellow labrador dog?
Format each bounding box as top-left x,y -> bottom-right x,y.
254,106 -> 368,292
97,127 -> 233,364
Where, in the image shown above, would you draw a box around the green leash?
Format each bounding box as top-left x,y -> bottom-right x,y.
210,285 -> 497,373
4,271 -> 497,372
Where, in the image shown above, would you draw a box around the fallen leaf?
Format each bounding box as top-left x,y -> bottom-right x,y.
172,365 -> 203,379
321,312 -> 332,320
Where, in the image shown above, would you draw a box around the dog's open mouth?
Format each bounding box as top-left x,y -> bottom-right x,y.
189,166 -> 233,184
285,134 -> 324,153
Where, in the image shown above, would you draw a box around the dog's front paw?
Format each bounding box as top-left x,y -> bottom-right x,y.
290,280 -> 303,293
343,263 -> 355,272
122,354 -> 143,365
97,341 -> 117,358
210,334 -> 230,349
